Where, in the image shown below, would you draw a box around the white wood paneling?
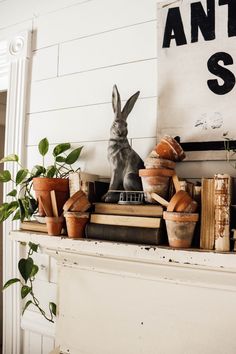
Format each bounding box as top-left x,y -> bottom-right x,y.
59,21 -> 156,75
0,0 -> 90,30
31,280 -> 57,312
42,336 -> 55,354
131,137 -> 157,161
43,140 -> 110,177
29,60 -> 157,113
29,332 -> 42,354
25,145 -> 43,171
34,0 -> 157,49
49,257 -> 58,284
32,45 -> 58,81
27,97 -> 157,144
32,252 -> 50,282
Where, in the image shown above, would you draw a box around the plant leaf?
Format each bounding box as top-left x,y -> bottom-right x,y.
38,138 -> 49,157
0,201 -> 19,222
12,209 -> 21,221
18,258 -> 33,283
46,165 -> 57,178
53,143 -> 70,157
28,198 -> 38,216
65,147 -> 83,165
49,302 -> 57,316
0,170 -> 11,182
28,242 -> 39,253
18,199 -> 25,222
31,165 -> 46,177
0,154 -> 19,163
21,285 -> 31,299
22,300 -> 33,315
55,156 -> 66,163
3,278 -> 20,290
16,169 -> 29,185
7,189 -> 17,197
30,264 -> 39,277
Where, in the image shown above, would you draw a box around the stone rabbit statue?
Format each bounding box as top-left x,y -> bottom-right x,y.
104,85 -> 144,203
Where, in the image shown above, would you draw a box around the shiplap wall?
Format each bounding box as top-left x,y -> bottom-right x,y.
0,1 -> 158,352
24,0 -> 158,178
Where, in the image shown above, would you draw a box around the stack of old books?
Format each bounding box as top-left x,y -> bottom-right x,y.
85,203 -> 164,245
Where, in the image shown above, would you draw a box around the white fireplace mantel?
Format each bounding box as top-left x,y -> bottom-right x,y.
10,231 -> 236,354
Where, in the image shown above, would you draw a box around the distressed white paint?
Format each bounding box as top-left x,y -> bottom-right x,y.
10,231 -> 236,354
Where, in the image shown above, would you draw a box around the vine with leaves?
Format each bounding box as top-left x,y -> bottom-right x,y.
3,241 -> 56,322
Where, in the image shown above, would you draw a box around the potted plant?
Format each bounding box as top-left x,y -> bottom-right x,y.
0,137 -> 83,221
0,137 -> 83,322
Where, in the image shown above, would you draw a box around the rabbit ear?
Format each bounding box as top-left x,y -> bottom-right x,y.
122,91 -> 140,120
112,85 -> 121,117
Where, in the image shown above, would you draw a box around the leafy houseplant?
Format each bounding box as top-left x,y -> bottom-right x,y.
0,137 -> 83,222
1,137 -> 83,322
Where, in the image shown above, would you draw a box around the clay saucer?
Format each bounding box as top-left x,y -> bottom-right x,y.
167,190 -> 195,212
63,190 -> 91,212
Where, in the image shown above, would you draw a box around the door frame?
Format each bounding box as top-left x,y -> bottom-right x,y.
0,30 -> 31,354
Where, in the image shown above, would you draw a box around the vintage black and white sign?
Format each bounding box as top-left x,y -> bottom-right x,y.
157,0 -> 236,143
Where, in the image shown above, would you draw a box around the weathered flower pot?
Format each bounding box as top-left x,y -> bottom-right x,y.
45,216 -> 64,236
33,177 -> 69,216
167,190 -> 198,212
139,168 -> 175,203
64,212 -> 89,238
155,135 -> 186,162
163,211 -> 199,248
144,150 -> 176,170
63,190 -> 91,212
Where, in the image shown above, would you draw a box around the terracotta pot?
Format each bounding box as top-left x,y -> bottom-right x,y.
167,190 -> 198,213
144,150 -> 176,170
45,216 -> 64,236
63,190 -> 91,212
163,211 -> 199,248
156,135 -> 186,162
33,177 -> 69,217
139,168 -> 175,203
64,212 -> 89,238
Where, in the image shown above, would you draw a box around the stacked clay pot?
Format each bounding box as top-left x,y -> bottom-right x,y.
139,150 -> 175,203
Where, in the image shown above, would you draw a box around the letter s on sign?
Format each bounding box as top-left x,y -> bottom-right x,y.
207,52 -> 235,95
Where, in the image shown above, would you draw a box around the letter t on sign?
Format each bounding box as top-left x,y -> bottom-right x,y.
219,0 -> 236,38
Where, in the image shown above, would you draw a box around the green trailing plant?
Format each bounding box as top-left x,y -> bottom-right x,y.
0,137 -> 83,222
0,138 -> 83,323
3,241 -> 56,322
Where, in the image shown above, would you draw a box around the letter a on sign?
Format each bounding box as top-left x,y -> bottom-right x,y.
157,0 -> 236,143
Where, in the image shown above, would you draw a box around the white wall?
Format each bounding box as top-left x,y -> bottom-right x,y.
0,0 -> 158,178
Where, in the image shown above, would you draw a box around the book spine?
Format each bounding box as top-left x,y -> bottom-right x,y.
85,223 -> 162,245
200,179 -> 214,250
214,174 -> 231,252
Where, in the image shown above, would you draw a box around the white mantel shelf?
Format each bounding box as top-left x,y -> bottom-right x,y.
10,230 -> 236,290
10,230 -> 236,354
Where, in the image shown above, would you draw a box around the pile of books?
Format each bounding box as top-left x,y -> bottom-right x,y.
85,203 -> 164,245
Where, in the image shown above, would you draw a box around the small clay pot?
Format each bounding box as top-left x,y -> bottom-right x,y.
45,216 -> 64,236
63,190 -> 91,212
167,190 -> 198,213
139,168 -> 175,203
144,150 -> 176,170
64,212 -> 89,238
163,211 -> 199,248
156,135 -> 186,162
33,177 -> 69,217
